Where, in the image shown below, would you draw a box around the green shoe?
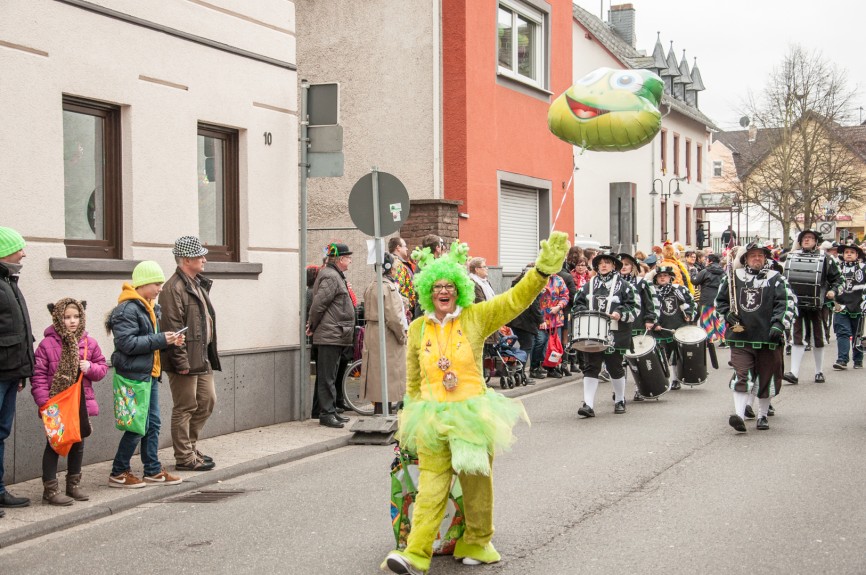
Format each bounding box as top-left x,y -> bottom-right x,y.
454,540 -> 501,565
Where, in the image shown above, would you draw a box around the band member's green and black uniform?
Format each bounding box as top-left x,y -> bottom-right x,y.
572,253 -> 636,417
783,230 -> 843,384
650,264 -> 696,390
832,245 -> 866,369
619,253 -> 658,401
716,244 -> 796,432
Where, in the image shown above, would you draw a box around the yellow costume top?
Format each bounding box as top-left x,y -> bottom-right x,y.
397,268 -> 546,475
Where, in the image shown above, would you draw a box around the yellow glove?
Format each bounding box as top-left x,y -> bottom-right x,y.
535,231 -> 570,275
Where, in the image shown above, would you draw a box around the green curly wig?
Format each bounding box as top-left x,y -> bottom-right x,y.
412,241 -> 477,314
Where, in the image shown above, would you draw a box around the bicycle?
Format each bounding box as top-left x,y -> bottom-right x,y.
341,358 -> 374,416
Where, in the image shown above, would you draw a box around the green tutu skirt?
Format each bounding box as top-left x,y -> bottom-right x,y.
396,389 -> 529,475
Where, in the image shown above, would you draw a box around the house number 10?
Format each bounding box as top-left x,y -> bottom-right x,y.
263,132 -> 273,145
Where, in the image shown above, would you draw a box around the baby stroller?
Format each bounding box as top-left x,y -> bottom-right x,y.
482,327 -> 529,389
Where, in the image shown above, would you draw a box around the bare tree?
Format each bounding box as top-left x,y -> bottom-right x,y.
729,45 -> 865,247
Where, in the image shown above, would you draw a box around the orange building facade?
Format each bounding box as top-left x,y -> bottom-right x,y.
441,0 -> 575,272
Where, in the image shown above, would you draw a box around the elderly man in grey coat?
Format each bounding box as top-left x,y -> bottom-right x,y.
307,243 -> 356,428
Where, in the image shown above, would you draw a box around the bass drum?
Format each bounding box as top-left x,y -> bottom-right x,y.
674,325 -> 708,385
625,335 -> 670,398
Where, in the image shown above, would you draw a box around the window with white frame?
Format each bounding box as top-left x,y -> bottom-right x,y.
497,0 -> 545,88
713,160 -> 723,177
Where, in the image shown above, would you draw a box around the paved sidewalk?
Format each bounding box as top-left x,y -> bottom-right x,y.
0,372 -> 577,548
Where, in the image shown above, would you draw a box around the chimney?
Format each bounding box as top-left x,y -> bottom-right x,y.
609,4 -> 636,48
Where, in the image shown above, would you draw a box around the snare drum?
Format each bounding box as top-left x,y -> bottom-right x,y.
625,335 -> 669,398
571,311 -> 611,353
673,325 -> 708,385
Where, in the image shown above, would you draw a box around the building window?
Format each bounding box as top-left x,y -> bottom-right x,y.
685,139 -> 692,182
673,202 -> 680,242
673,133 -> 680,176
197,124 -> 239,262
497,0 -> 545,88
713,160 -> 723,177
62,96 -> 122,259
660,129 -> 668,174
697,144 -> 703,182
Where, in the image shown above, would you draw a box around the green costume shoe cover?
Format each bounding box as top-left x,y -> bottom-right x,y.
454,539 -> 501,564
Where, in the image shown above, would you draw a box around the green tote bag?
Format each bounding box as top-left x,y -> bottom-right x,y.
113,374 -> 152,435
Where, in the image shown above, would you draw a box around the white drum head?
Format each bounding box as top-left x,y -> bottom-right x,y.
674,325 -> 707,345
626,335 -> 655,357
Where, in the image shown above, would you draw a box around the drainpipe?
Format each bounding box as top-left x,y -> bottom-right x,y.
432,0 -> 442,200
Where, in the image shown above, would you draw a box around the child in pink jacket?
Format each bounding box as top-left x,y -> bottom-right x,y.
31,298 -> 107,505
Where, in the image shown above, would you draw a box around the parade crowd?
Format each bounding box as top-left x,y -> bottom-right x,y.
0,228 -> 222,519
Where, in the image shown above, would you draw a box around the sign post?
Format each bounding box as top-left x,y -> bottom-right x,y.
347,168 -> 410,444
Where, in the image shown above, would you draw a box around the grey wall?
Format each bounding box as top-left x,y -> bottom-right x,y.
4,348 -> 302,484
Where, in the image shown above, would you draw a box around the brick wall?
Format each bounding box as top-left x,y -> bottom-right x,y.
400,199 -> 463,251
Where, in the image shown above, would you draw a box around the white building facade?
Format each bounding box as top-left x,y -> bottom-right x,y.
1,0 -> 300,482
570,5 -> 715,252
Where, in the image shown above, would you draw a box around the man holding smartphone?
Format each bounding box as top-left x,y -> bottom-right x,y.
159,236 -> 222,471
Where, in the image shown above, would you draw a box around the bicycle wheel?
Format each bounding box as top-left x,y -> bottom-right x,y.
341,359 -> 374,416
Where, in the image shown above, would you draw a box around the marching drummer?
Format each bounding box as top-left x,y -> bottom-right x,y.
716,243 -> 796,432
782,229 -> 843,385
649,264 -> 696,390
619,253 -> 658,402
831,244 -> 866,370
572,252 -> 637,417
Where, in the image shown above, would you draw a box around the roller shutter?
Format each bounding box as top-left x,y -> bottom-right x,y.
499,185 -> 539,274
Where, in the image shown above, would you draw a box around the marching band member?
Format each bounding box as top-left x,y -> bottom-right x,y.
716,243 -> 796,432
572,252 -> 637,417
832,244 -> 866,370
782,230 -> 843,384
649,264 -> 696,390
618,253 -> 657,402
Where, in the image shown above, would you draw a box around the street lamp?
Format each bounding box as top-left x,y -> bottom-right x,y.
650,177 -> 684,241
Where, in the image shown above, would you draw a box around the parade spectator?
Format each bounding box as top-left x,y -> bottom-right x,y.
571,257 -> 591,289
692,254 -> 726,346
31,298 -> 108,505
556,261 -> 577,375
307,243 -> 356,428
696,222 -> 706,249
0,227 -> 33,513
721,225 -> 737,249
421,234 -> 446,259
389,236 -> 416,320
468,257 -> 495,303
566,246 -> 583,272
508,267 -> 543,384
159,236 -> 222,472
360,252 -> 407,415
107,261 -> 185,488
538,272 -> 569,378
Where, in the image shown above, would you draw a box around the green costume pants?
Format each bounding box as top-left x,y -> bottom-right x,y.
402,446 -> 494,571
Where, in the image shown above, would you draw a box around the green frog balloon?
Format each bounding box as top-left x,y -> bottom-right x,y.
548,67 -> 663,152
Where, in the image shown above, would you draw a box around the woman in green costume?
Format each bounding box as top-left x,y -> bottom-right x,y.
383,232 -> 569,575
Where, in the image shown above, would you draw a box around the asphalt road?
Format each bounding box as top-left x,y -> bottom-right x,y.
2,346 -> 865,574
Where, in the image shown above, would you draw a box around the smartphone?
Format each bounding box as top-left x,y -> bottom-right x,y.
175,326 -> 189,335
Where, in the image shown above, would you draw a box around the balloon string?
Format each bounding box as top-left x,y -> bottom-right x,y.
550,160 -> 578,233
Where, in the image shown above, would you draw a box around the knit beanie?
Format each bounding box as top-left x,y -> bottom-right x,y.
0,227 -> 25,258
132,261 -> 166,288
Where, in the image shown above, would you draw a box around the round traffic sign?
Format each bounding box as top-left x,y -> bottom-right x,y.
819,222 -> 833,235
348,171 -> 410,237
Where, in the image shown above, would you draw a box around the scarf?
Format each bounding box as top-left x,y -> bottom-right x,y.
469,273 -> 495,301
49,298 -> 86,398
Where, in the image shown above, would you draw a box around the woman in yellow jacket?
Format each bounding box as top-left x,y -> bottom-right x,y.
383,233 -> 569,575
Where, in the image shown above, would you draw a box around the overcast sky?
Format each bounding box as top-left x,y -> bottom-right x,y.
572,0 -> 865,131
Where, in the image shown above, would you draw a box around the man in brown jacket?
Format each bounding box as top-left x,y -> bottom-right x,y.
159,236 -> 221,471
307,243 -> 355,428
